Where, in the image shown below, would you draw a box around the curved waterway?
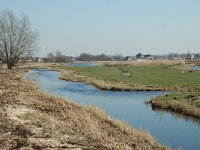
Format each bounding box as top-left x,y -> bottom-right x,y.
25,69 -> 200,150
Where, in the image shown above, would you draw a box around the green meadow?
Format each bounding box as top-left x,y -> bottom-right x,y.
66,65 -> 200,89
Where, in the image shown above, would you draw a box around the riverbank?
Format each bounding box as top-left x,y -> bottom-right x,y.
50,63 -> 200,120
0,67 -> 167,149
50,64 -> 200,92
50,65 -> 167,91
59,69 -> 164,91
150,92 -> 200,119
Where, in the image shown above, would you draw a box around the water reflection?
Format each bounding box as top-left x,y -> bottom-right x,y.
68,63 -> 96,67
152,106 -> 200,126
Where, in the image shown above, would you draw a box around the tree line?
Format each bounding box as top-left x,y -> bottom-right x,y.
77,53 -> 112,61
45,51 -> 73,63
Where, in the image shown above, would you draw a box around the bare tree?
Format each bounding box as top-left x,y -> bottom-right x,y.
0,10 -> 38,69
56,50 -> 61,57
46,52 -> 54,62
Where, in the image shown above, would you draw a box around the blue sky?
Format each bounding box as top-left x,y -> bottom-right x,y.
1,0 -> 200,56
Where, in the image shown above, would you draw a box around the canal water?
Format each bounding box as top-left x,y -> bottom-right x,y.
193,66 -> 200,70
25,69 -> 200,150
68,63 -> 97,67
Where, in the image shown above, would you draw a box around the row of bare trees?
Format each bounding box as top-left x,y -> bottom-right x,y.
77,53 -> 112,61
46,51 -> 73,63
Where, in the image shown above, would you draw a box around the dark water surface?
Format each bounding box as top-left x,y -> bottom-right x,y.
25,69 -> 200,150
69,63 -> 97,67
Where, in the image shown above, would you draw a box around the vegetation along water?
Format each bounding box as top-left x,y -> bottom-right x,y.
26,65 -> 200,150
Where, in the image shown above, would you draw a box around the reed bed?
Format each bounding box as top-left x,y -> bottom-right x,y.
0,68 -> 167,150
99,59 -> 185,66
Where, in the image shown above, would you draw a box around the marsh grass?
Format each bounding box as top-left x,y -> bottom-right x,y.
0,68 -> 168,150
151,92 -> 200,119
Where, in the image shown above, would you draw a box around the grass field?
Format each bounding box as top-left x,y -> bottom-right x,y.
62,65 -> 200,90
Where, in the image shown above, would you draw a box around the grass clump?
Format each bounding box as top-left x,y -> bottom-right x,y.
151,92 -> 200,119
20,111 -> 52,127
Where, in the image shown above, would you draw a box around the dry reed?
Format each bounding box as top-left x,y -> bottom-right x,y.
0,67 -> 168,149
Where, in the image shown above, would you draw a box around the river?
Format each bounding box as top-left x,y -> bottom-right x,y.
25,69 -> 200,150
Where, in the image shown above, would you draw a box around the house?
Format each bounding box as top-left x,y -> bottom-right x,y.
185,51 -> 193,60
136,53 -> 144,59
32,57 -> 40,62
194,54 -> 200,60
144,54 -> 153,60
32,57 -> 44,63
136,53 -> 154,60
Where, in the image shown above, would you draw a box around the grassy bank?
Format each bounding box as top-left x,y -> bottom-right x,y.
51,63 -> 200,120
150,92 -> 200,119
51,64 -> 200,92
0,67 -> 167,149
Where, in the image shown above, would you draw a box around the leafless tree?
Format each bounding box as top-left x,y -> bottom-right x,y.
0,10 -> 38,69
46,52 -> 54,62
56,50 -> 61,57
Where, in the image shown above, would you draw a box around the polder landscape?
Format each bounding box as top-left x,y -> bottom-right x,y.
1,1 -> 200,150
1,59 -> 200,150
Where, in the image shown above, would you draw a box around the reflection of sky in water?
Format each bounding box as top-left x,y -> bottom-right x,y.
68,63 -> 96,67
26,69 -> 200,150
193,66 -> 200,70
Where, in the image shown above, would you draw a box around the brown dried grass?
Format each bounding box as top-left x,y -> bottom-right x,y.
98,59 -> 185,66
0,68 -> 168,150
151,98 -> 200,119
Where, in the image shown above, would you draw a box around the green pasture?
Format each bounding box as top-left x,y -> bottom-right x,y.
66,65 -> 200,88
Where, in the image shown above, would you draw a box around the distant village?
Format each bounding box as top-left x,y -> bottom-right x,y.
2,51 -> 199,64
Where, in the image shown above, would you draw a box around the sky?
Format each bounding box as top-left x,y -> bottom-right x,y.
0,0 -> 200,57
